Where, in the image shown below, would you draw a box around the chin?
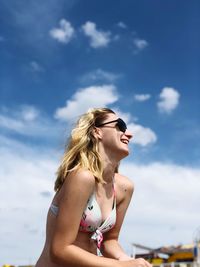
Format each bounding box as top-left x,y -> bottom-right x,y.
118,148 -> 130,160
123,150 -> 130,157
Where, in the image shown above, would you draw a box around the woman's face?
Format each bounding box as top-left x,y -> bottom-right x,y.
97,113 -> 133,160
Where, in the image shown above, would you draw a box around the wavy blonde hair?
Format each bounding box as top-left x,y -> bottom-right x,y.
54,107 -> 115,191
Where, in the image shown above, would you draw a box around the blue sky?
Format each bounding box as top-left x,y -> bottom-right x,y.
0,0 -> 200,265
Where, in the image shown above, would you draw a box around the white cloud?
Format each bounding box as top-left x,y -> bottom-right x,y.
112,108 -> 133,124
0,105 -> 39,133
113,34 -> 120,41
81,21 -> 111,48
1,132 -> 199,264
133,38 -> 148,53
128,122 -> 157,146
120,162 -> 200,250
49,19 -> 75,44
80,69 -> 121,83
157,87 -> 180,114
117,21 -> 127,29
20,105 -> 40,121
54,85 -> 118,121
0,136 -> 58,265
0,105 -> 61,138
0,113 -> 25,133
134,94 -> 151,102
30,61 -> 44,73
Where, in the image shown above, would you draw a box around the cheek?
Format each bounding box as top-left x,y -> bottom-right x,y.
101,130 -> 121,147
101,134 -> 114,147
105,134 -> 120,147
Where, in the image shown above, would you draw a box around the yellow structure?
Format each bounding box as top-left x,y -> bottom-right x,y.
132,243 -> 196,263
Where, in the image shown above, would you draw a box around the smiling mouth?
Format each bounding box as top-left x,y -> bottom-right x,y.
121,139 -> 129,145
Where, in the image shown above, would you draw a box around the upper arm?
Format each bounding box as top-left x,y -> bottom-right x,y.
103,174 -> 134,241
51,169 -> 95,252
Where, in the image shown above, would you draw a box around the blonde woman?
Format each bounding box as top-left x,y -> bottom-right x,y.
35,108 -> 151,267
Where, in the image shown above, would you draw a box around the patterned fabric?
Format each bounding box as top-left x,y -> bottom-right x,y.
50,185 -> 116,255
79,189 -> 116,250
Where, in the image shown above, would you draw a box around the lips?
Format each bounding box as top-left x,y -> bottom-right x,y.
121,139 -> 129,144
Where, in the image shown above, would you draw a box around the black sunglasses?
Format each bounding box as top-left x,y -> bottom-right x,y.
95,118 -> 127,133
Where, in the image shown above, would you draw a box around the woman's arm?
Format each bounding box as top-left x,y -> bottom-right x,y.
49,169 -> 126,267
102,173 -> 134,260
49,169 -> 151,267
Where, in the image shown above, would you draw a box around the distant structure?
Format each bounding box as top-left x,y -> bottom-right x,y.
193,226 -> 200,265
131,243 -> 198,265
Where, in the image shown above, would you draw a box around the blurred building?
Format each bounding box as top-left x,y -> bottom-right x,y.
132,243 -> 200,266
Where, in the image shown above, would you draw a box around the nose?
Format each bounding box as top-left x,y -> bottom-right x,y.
124,129 -> 133,140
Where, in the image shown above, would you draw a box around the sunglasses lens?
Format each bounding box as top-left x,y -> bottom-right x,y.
117,119 -> 127,132
96,118 -> 127,133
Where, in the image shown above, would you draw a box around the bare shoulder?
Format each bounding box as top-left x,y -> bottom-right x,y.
57,168 -> 96,202
114,173 -> 134,204
66,168 -> 95,188
115,173 -> 134,192
70,168 -> 95,184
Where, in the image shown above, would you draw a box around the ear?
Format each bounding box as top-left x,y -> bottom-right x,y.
92,127 -> 102,140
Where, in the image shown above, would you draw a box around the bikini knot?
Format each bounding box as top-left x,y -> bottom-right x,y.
91,229 -> 103,248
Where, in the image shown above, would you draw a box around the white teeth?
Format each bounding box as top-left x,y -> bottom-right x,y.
121,140 -> 128,144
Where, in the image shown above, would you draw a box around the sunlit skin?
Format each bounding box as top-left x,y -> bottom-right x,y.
35,112 -> 152,267
95,113 -> 133,166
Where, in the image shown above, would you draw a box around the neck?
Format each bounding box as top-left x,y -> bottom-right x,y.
98,142 -> 121,183
101,156 -> 119,183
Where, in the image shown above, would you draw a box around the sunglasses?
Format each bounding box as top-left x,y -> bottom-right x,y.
95,118 -> 127,133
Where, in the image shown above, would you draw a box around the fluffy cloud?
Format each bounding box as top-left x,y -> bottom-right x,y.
0,136 -> 58,265
81,21 -> 111,48
49,19 -> 75,44
120,162 -> 200,250
54,85 -> 118,121
0,105 -> 39,132
134,94 -> 151,102
128,122 -> 157,146
30,61 -> 44,73
0,105 -> 61,138
117,21 -> 127,29
112,108 -> 133,124
157,87 -> 180,114
133,38 -> 148,53
19,105 -> 40,121
80,69 -> 121,84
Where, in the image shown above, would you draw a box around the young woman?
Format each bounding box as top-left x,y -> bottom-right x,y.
35,108 -> 151,267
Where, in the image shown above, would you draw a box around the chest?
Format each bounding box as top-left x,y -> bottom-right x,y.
80,190 -> 116,233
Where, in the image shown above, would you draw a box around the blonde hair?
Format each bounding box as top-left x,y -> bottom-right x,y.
54,107 -> 115,191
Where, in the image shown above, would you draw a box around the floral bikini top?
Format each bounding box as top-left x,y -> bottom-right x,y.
50,185 -> 116,255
